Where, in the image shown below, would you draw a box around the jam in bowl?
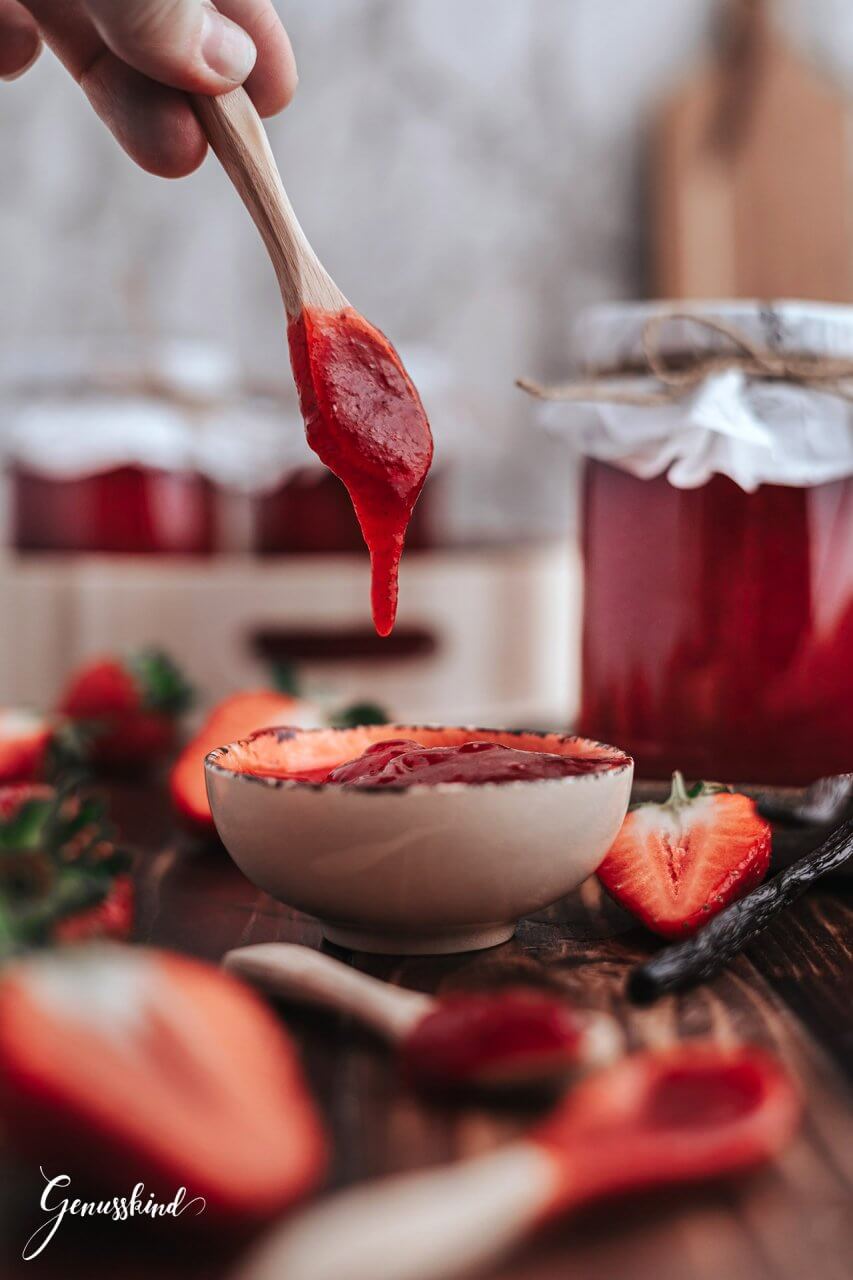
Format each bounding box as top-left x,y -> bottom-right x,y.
205,725 -> 633,954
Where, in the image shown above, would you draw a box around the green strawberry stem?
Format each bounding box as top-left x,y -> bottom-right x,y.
668,771 -> 691,807
663,772 -> 731,813
131,649 -> 194,716
269,661 -> 302,697
330,700 -> 390,729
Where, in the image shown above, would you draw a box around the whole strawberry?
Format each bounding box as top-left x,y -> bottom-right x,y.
597,772 -> 772,939
59,649 -> 193,767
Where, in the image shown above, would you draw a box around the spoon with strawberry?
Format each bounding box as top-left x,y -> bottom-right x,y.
236,1042 -> 800,1280
192,87 -> 433,637
225,944 -> 622,1095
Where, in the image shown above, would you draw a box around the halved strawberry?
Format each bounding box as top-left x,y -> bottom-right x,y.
0,945 -> 326,1220
59,649 -> 193,766
0,710 -> 53,783
597,773 -> 772,939
170,691 -> 321,830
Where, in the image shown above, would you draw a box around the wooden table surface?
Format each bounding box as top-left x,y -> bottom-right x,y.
5,777 -> 853,1280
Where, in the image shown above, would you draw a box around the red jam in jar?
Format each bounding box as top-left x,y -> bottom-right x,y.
578,462 -> 853,784
12,465 -> 215,555
255,468 -> 434,556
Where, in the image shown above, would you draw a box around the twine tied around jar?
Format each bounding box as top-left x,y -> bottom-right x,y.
517,313 -> 853,407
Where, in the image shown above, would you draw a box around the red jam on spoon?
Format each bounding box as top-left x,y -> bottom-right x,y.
288,307 -> 434,638
399,988 -> 587,1092
322,738 -> 629,787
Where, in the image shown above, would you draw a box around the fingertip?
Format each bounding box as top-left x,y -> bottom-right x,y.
242,14 -> 298,117
137,109 -> 209,179
0,14 -> 42,81
248,61 -> 297,118
81,54 -> 208,178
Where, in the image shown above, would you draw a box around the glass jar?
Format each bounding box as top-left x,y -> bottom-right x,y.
579,462 -> 852,783
530,301 -> 853,784
254,467 -> 435,555
1,338 -> 233,556
12,463 -> 214,555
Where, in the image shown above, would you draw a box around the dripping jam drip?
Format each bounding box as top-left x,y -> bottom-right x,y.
287,306 -> 434,637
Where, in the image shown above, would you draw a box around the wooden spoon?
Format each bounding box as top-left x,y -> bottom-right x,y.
191,90 -> 433,637
224,943 -> 622,1093
234,1043 -> 800,1280
192,89 -> 346,320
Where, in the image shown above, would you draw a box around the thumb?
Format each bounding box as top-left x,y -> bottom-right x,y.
84,0 -> 256,94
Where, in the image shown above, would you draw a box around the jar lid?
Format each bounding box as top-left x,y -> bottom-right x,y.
527,299 -> 853,490
574,299 -> 853,368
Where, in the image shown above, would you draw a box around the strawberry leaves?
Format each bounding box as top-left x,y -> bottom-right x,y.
0,788 -> 131,961
130,649 -> 195,716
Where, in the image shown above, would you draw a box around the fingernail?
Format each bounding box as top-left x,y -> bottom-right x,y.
201,9 -> 257,84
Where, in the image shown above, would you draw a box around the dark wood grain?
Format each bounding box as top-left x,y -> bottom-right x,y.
4,776 -> 852,1280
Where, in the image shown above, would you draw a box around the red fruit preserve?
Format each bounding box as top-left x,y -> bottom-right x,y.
324,738 -> 630,787
12,464 -> 214,555
255,467 -> 435,555
287,306 -> 434,637
579,462 -> 853,784
400,989 -> 583,1090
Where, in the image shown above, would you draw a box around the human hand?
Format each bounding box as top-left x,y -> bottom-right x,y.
0,0 -> 297,176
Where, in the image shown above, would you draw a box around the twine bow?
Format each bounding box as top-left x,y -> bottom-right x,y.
517,312 -> 853,406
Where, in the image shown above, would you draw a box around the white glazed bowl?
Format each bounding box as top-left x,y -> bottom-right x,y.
206,726 -> 633,955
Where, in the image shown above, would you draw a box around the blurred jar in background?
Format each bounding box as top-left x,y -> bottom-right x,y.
203,345 -> 473,555
1,337 -> 576,726
3,339 -> 228,556
254,469 -> 434,554
13,463 -> 214,557
535,302 -> 853,785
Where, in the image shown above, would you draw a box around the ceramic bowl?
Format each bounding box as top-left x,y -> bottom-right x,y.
206,725 -> 633,955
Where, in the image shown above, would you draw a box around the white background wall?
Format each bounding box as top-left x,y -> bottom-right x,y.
1,1 -> 851,471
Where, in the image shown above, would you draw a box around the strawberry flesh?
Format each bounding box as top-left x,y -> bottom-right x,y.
0,946 -> 326,1220
597,773 -> 771,939
170,691 -> 320,830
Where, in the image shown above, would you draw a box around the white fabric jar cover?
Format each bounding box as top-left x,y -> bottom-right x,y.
528,300 -> 853,492
0,338 -> 476,495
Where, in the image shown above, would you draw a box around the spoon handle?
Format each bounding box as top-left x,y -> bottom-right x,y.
191,89 -> 346,316
234,1142 -> 555,1280
224,943 -> 434,1042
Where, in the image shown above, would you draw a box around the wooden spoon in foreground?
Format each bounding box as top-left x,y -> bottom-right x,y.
234,1043 -> 799,1280
225,943 -> 622,1093
192,90 -> 433,637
